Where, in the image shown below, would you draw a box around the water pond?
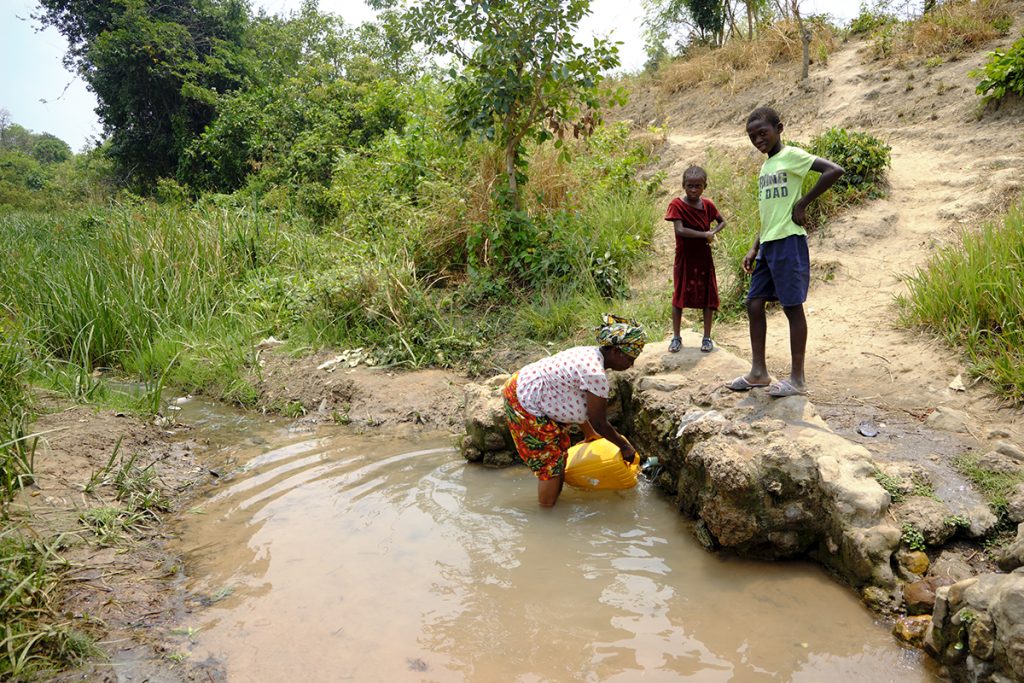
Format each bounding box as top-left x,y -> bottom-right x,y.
170,411 -> 941,682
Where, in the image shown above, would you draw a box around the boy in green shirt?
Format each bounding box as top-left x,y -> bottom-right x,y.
725,107 -> 844,397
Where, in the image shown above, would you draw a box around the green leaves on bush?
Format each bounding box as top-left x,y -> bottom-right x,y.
795,126 -> 891,230
848,3 -> 897,37
972,37 -> 1024,104
804,127 -> 890,191
901,523 -> 927,552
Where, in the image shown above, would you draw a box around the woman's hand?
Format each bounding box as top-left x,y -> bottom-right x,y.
620,443 -> 638,464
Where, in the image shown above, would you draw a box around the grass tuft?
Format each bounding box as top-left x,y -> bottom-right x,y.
899,197 -> 1024,401
0,529 -> 97,678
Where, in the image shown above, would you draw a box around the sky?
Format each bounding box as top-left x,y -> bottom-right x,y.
0,0 -> 861,153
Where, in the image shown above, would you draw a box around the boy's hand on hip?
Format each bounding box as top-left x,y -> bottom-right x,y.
792,202 -> 807,226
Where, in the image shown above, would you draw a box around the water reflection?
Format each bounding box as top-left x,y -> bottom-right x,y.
172,430 -> 938,682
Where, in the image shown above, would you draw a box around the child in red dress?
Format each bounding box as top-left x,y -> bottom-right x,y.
664,165 -> 726,353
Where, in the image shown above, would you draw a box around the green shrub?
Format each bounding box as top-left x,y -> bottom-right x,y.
901,523 -> 927,551
797,127 -> 891,229
806,127 -> 890,190
849,2 -> 897,36
972,36 -> 1024,103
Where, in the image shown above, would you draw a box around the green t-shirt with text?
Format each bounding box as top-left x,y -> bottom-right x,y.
757,145 -> 816,243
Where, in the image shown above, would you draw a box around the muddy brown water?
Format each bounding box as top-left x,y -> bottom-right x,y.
168,400 -> 942,682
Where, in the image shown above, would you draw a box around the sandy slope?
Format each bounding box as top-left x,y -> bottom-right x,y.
645,27 -> 1024,440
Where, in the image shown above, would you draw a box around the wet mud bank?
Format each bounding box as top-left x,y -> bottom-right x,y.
461,332 -> 1024,682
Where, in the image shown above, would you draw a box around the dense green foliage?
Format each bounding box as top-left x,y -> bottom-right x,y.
805,128 -> 891,190
0,119 -> 660,399
899,198 -> 1024,401
183,5 -> 416,208
848,2 -> 899,36
36,0 -> 253,187
795,127 -> 891,230
0,114 -> 92,210
972,36 -> 1024,103
393,0 -> 623,210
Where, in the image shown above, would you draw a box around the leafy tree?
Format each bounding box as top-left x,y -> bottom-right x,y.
36,0 -> 253,188
0,152 -> 46,189
183,4 -> 410,208
385,0 -> 623,210
643,0 -> 726,53
0,112 -> 73,164
32,134 -> 73,165
0,109 -> 12,148
0,122 -> 36,155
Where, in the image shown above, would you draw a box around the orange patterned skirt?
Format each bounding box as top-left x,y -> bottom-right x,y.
502,373 -> 571,481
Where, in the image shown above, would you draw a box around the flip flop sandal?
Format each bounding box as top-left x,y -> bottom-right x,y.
767,379 -> 807,397
700,337 -> 713,353
724,375 -> 770,392
668,337 -> 682,353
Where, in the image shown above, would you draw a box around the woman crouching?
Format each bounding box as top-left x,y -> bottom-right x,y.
503,314 -> 645,507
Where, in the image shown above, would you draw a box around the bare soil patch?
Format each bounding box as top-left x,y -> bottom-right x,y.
254,347 -> 469,431
8,405 -> 221,681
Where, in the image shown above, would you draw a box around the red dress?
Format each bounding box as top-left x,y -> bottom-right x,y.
665,197 -> 721,310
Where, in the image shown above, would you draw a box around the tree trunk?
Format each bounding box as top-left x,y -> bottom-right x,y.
792,0 -> 810,81
746,0 -> 754,40
505,140 -> 520,211
724,1 -> 739,42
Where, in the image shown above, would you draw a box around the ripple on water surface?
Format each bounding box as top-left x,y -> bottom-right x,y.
172,430 -> 941,682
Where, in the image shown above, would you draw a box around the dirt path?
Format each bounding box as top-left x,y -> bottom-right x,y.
653,35 -> 1024,443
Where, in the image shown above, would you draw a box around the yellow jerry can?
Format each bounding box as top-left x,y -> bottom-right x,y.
564,438 -> 639,490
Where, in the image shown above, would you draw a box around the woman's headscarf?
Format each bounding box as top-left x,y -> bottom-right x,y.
595,313 -> 646,359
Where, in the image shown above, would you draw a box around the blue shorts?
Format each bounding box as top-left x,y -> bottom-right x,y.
747,234 -> 810,307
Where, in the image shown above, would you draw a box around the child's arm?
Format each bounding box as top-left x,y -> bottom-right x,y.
674,220 -> 716,241
792,157 -> 845,226
743,234 -> 760,274
710,215 -> 726,236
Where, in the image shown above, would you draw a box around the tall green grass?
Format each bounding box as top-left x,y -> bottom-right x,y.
703,151 -> 762,317
0,201 -> 334,402
0,119 -> 664,399
0,203 -> 323,369
0,325 -> 34,510
899,198 -> 1024,401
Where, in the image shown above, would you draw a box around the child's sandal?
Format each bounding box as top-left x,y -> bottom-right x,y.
668,337 -> 682,353
700,337 -> 713,353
